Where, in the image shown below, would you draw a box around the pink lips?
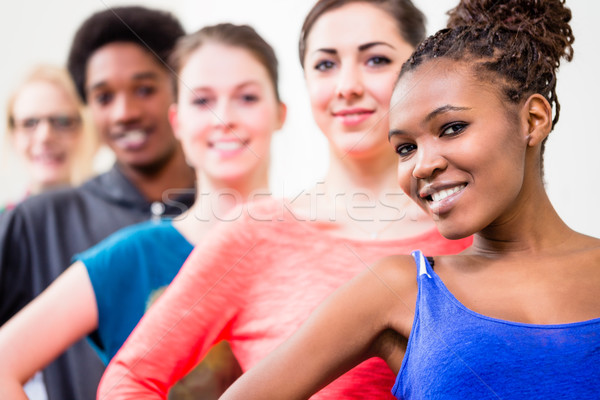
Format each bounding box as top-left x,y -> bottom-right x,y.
333,108 -> 374,127
32,151 -> 66,167
419,183 -> 467,216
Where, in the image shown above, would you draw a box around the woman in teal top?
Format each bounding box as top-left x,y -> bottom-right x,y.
0,23 -> 286,399
74,220 -> 193,364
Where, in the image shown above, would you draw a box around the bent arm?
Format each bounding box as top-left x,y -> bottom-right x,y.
220,256 -> 415,400
0,261 -> 98,399
98,229 -> 254,399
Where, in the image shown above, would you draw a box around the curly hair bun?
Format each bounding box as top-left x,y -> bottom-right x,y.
447,0 -> 574,65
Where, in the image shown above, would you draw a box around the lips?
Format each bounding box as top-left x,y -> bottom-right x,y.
208,138 -> 250,156
332,108 -> 374,126
32,151 -> 66,166
420,183 -> 467,214
111,129 -> 148,150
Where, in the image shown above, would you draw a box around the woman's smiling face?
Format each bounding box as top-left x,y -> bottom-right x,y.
389,60 -> 530,239
10,80 -> 82,188
303,2 -> 415,160
171,42 -> 284,184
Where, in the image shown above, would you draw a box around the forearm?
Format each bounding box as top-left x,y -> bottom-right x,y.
0,262 -> 98,396
220,257 -> 413,400
0,379 -> 29,400
99,248 -> 246,398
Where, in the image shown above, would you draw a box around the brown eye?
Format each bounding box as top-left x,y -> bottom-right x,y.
315,60 -> 335,71
396,143 -> 416,157
441,123 -> 467,137
22,118 -> 40,129
94,92 -> 113,106
51,115 -> 80,130
366,56 -> 391,67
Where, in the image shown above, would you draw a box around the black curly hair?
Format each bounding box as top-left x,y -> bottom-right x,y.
66,6 -> 185,103
401,0 -> 574,132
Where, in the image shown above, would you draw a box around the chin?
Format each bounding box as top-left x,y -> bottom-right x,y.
34,170 -> 67,186
209,168 -> 253,185
436,222 -> 473,241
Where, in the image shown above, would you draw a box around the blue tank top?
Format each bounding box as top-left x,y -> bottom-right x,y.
392,250 -> 600,399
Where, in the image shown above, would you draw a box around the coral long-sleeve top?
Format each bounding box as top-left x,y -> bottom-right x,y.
99,198 -> 472,399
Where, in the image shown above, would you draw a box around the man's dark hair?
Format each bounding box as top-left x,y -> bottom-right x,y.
67,6 -> 185,103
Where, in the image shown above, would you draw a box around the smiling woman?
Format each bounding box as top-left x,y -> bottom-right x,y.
389,62 -> 533,239
210,0 -> 600,399
0,22 -> 286,400
96,1 -> 472,399
2,65 -> 97,209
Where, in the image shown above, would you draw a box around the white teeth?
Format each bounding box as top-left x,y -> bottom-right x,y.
121,130 -> 146,145
431,185 -> 465,202
212,141 -> 244,151
113,130 -> 147,149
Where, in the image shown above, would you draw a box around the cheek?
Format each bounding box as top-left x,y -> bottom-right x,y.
396,161 -> 414,196
178,111 -> 211,143
90,106 -> 111,138
247,106 -> 278,137
306,77 -> 333,112
12,135 -> 31,157
59,135 -> 82,156
370,75 -> 397,109
151,97 -> 172,123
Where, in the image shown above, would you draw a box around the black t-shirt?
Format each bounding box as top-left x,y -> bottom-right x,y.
0,164 -> 194,400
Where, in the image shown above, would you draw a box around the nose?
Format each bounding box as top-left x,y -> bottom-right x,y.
33,119 -> 55,143
412,146 -> 447,180
336,63 -> 364,99
212,99 -> 236,132
112,93 -> 142,124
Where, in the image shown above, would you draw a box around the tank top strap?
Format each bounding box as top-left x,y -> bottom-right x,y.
410,250 -> 432,278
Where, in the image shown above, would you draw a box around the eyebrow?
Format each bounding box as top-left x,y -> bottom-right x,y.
312,41 -> 395,57
190,80 -> 262,94
88,71 -> 160,92
388,105 -> 472,140
424,105 -> 471,122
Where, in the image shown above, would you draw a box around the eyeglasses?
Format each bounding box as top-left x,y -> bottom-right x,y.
11,114 -> 81,134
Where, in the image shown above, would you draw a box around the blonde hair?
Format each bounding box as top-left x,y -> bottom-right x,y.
4,64 -> 98,188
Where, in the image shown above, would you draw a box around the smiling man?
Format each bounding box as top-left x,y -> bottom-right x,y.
0,6 -> 195,400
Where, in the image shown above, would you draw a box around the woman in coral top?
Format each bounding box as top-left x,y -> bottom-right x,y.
98,1 -> 472,399
218,0 -> 600,399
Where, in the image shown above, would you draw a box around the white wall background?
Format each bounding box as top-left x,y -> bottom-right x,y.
0,0 -> 598,238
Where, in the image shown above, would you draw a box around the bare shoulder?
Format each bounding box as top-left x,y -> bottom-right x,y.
327,254 -> 419,325
366,255 -> 419,328
568,232 -> 600,265
368,254 -> 419,292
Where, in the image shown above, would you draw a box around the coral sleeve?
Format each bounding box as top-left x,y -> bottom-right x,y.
98,213 -> 259,399
98,198 -> 473,399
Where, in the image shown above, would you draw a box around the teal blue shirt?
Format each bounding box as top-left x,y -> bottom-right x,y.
75,220 -> 193,364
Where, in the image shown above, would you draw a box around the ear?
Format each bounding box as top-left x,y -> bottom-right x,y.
276,101 -> 287,130
168,103 -> 180,140
522,94 -> 552,147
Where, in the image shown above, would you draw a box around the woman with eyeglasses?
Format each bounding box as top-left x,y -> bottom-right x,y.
2,64 -> 97,211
